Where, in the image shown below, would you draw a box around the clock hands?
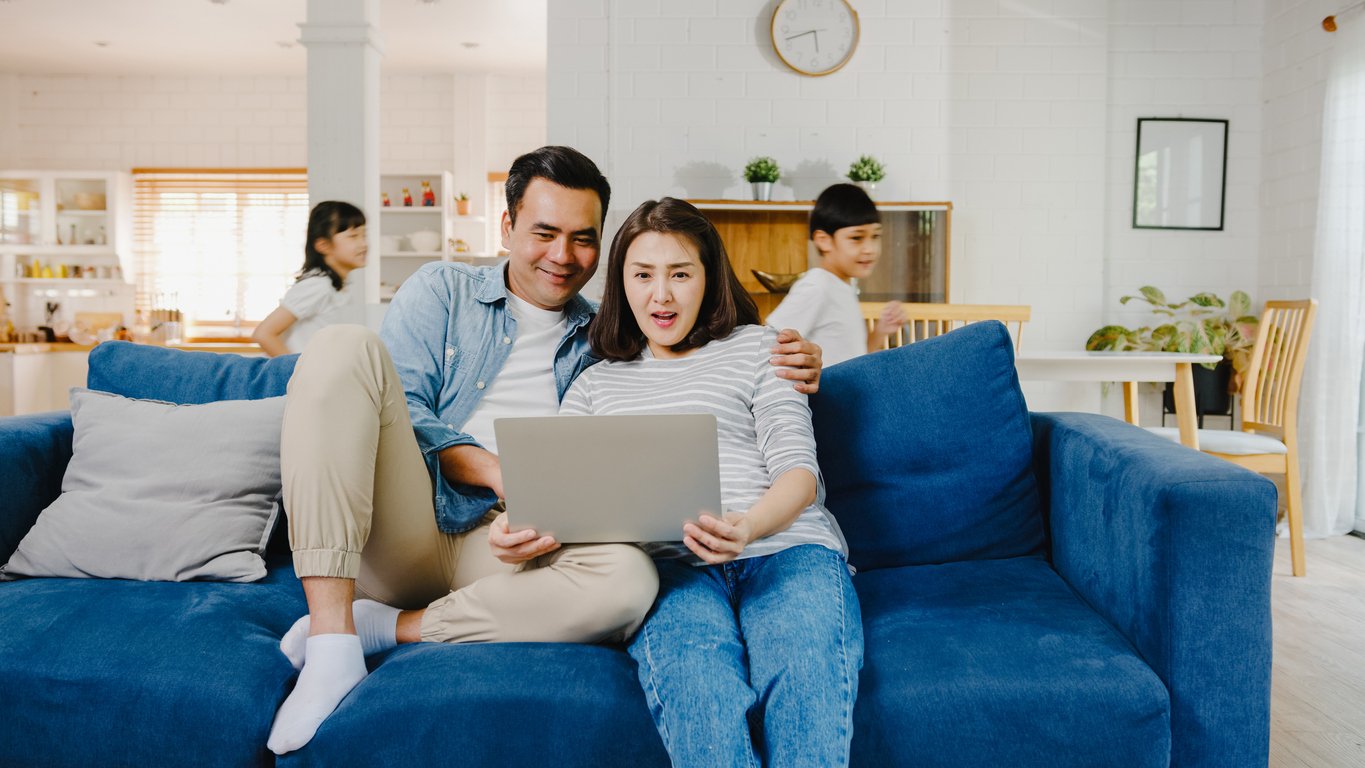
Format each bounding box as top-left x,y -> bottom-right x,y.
785,28 -> 826,51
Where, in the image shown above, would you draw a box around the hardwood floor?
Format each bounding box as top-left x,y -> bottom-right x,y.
1270,534 -> 1365,767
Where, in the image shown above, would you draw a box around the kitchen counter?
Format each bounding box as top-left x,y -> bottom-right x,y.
0,341 -> 264,355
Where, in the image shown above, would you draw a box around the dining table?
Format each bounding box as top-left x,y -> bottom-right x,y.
1013,351 -> 1223,450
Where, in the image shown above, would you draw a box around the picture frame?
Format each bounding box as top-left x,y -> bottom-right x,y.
1132,118 -> 1229,231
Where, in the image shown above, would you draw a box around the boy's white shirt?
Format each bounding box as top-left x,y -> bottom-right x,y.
764,267 -> 866,366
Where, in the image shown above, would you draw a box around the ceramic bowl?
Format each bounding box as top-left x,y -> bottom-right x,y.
380,235 -> 403,252
408,230 -> 441,253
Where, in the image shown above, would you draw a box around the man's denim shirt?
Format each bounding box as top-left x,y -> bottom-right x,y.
379,261 -> 598,534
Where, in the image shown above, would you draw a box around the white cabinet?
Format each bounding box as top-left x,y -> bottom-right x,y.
376,171 -> 453,301
0,171 -> 135,335
0,349 -> 88,416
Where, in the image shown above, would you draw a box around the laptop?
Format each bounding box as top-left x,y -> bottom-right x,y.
493,414 -> 723,543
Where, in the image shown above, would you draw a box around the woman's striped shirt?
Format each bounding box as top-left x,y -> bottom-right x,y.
559,324 -> 847,564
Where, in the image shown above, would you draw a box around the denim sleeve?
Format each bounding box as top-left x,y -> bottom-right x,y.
379,268 -> 480,457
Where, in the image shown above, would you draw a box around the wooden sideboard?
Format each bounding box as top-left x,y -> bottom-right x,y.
688,200 -> 952,319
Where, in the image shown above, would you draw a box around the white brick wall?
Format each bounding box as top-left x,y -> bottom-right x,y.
1105,0 -> 1265,333
1259,0 -> 1336,301
2,72 -> 543,183
546,0 -> 1289,413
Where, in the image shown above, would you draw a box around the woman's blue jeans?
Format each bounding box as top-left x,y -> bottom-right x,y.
627,544 -> 863,768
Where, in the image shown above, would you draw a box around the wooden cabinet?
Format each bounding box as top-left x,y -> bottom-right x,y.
689,200 -> 952,320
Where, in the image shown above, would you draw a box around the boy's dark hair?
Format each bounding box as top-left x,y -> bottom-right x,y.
505,146 -> 611,228
809,183 -> 880,240
300,200 -> 366,290
591,197 -> 759,362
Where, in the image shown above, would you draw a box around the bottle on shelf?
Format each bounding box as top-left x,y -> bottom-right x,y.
421,180 -> 436,207
402,188 -> 413,207
382,192 -> 391,207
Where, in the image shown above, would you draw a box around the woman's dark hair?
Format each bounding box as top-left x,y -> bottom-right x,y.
505,146 -> 611,228
809,183 -> 880,239
299,200 -> 366,290
591,197 -> 759,362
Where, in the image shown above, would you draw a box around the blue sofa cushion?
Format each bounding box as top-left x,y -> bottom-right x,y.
851,557 -> 1171,767
281,643 -> 671,768
0,556 -> 304,768
810,321 -> 1043,570
86,341 -> 297,403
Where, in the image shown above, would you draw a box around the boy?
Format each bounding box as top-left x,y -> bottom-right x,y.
766,184 -> 905,366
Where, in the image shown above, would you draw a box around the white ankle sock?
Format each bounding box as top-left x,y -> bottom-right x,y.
279,599 -> 402,670
267,634 -> 367,755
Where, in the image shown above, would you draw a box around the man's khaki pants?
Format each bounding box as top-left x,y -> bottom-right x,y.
280,325 -> 658,644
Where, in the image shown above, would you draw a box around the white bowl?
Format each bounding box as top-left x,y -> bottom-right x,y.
409,230 -> 441,252
380,235 -> 403,252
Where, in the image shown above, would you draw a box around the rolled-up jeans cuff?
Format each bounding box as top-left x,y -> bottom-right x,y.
293,548 -> 362,579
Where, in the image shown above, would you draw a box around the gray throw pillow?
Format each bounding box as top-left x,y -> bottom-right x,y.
1,388 -> 286,582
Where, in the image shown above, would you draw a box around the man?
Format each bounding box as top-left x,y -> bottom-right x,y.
267,146 -> 824,754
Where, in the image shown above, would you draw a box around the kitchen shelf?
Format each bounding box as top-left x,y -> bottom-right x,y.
55,210 -> 109,217
379,207 -> 444,214
382,251 -> 443,259
4,278 -> 128,285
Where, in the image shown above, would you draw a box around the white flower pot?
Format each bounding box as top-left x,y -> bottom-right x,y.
751,181 -> 774,201
855,180 -> 877,197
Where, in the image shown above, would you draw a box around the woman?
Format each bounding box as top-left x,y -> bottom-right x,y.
560,197 -> 863,768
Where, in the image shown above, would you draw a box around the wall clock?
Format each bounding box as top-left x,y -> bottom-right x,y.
770,0 -> 860,77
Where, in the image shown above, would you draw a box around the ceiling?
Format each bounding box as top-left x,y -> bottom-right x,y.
0,0 -> 546,76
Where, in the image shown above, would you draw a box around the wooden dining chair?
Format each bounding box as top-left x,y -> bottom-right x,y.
1150,299 -> 1318,576
862,302 -> 1032,352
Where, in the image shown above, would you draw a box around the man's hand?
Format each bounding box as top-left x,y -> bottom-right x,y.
487,511 -> 560,565
682,512 -> 753,565
874,301 -> 907,337
438,444 -> 505,498
769,328 -> 823,395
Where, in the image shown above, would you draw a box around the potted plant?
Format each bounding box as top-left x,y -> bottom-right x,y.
1085,286 -> 1259,420
743,157 -> 780,201
847,154 -> 886,196
454,192 -> 470,216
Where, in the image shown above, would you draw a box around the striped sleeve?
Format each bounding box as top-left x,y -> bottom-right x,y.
558,369 -> 592,415
750,327 -> 821,483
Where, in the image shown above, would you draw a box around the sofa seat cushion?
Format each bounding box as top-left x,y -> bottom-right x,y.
0,559 -> 304,768
811,321 -> 1043,571
852,557 -> 1170,768
280,642 -> 671,768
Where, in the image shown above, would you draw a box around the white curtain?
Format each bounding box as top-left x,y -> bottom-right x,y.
1301,16 -> 1365,538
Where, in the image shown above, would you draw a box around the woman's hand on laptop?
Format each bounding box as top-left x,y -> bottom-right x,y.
683,512 -> 753,565
488,511 -> 561,565
769,329 -> 823,395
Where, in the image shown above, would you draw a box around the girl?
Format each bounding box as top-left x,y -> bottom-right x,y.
560,198 -> 863,768
253,201 -> 367,356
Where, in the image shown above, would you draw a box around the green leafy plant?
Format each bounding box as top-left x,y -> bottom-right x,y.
1086,286 -> 1260,383
743,156 -> 781,183
455,192 -> 468,201
846,155 -> 886,183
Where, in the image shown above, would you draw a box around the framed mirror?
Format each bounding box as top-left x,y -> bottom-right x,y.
1132,118 -> 1228,231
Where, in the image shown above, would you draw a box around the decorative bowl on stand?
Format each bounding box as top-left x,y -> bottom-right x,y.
751,269 -> 805,293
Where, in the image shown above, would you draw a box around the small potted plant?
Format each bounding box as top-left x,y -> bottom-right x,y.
1086,286 -> 1259,419
454,192 -> 470,216
743,157 -> 780,201
847,154 -> 886,196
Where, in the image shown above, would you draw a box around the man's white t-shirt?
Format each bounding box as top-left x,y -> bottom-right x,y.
280,274 -> 355,354
764,267 -> 866,366
459,292 -> 567,455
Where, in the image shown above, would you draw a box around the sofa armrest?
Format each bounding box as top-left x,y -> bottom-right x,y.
1030,412 -> 1275,768
0,411 -> 73,563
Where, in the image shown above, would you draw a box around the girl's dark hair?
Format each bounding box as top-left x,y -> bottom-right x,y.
505,146 -> 611,228
591,197 -> 759,362
299,200 -> 366,290
809,183 -> 880,239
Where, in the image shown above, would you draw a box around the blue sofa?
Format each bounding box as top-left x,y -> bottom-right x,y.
0,322 -> 1275,767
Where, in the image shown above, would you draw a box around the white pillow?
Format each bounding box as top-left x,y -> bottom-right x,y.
1,388 -> 286,582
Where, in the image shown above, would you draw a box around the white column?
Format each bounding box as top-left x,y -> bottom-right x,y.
299,0 -> 383,307
0,74 -> 19,168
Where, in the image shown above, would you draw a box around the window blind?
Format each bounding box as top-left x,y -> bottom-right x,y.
132,169 -> 309,328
